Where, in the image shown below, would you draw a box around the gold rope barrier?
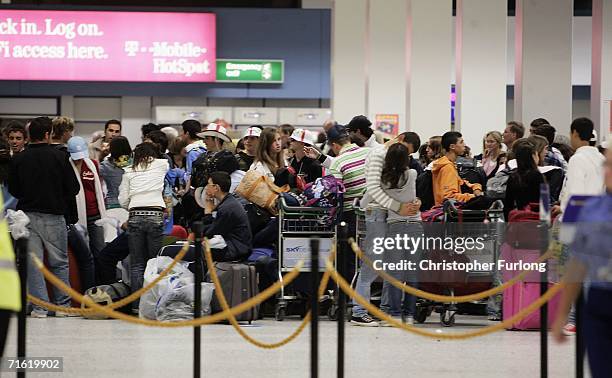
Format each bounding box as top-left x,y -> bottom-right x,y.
205,240 -> 335,349
349,238 -> 558,303
327,259 -> 564,339
28,253 -> 303,327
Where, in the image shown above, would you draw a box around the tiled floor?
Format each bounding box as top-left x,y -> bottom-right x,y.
4,314 -> 578,378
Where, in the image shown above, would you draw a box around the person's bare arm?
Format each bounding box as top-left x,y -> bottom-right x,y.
552,258 -> 587,343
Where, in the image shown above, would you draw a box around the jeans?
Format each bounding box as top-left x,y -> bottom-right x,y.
583,287 -> 612,378
96,232 -> 129,285
128,213 -> 164,307
352,208 -> 387,318
67,224 -> 96,292
26,212 -> 71,314
87,215 -> 106,267
380,221 -> 423,317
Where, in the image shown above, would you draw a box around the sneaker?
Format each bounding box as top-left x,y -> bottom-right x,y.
488,314 -> 501,321
55,311 -> 81,318
350,314 -> 379,327
562,323 -> 576,336
403,316 -> 414,325
30,312 -> 48,319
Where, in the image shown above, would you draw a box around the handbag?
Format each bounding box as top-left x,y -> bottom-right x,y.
235,170 -> 289,215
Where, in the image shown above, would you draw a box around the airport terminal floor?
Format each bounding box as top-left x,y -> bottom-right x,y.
5,315 -> 579,377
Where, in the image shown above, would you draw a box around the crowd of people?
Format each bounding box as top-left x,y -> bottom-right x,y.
0,115 -> 609,337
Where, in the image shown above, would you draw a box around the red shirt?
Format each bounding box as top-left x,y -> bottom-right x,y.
80,161 -> 100,217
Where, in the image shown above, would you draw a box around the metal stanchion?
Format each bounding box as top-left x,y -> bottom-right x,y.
336,222 -> 347,378
193,222 -> 204,378
575,290 -> 584,378
16,238 -> 28,378
310,238 -> 320,378
539,184 -> 550,378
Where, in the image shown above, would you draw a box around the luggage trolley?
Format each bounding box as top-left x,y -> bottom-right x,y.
275,197 -> 339,321
416,200 -> 505,326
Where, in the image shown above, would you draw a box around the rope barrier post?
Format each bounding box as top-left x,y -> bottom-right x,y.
192,222 -> 204,378
539,183 -> 551,378
310,238 -> 320,378
575,289 -> 584,378
336,222 -> 347,378
16,237 -> 28,378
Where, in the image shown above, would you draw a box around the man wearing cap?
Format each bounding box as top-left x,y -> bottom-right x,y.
194,123 -> 243,193
288,128 -> 323,185
346,115 -> 382,149
237,126 -> 262,172
67,136 -> 107,287
8,117 -> 80,317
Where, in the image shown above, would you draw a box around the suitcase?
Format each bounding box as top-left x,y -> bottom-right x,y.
81,282 -> 131,319
207,262 -> 259,323
500,243 -> 561,330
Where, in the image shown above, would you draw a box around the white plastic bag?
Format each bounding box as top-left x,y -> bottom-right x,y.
6,209 -> 30,240
138,256 -> 193,320
155,282 -> 215,322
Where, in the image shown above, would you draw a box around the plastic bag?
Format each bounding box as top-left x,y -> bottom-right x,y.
6,209 -> 30,240
155,283 -> 215,322
139,256 -> 193,320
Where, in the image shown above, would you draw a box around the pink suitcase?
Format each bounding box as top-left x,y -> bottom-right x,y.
500,243 -> 561,330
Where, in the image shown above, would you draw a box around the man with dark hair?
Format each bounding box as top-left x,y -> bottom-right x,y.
141,123 -> 162,141
346,115 -> 382,149
278,124 -> 295,150
398,131 -> 423,175
89,119 -> 121,161
503,121 -> 525,151
431,131 -> 483,206
533,124 -> 568,171
8,117 -> 80,318
530,117 -> 550,135
200,171 -> 251,262
181,119 -> 206,184
5,121 -> 27,155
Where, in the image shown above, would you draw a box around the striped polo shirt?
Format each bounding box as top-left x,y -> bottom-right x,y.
329,143 -> 370,211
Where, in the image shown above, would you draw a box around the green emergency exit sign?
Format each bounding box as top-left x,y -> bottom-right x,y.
216,59 -> 284,83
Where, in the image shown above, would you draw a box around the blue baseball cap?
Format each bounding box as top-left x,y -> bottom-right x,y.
67,136 -> 89,160
326,124 -> 349,144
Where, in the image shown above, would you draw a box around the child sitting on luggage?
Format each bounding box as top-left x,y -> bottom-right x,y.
199,171 -> 252,262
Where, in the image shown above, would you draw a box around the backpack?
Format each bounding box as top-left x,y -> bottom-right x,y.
302,175 -> 345,226
81,282 -> 131,319
302,175 -> 345,208
506,203 -> 542,249
457,157 -> 487,189
486,167 -> 515,199
191,151 -> 239,189
416,170 -> 435,212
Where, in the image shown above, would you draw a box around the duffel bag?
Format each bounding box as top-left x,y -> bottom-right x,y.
81,282 -> 131,319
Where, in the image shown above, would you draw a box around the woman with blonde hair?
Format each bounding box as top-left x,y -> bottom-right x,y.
476,131 -> 503,178
249,127 -> 284,180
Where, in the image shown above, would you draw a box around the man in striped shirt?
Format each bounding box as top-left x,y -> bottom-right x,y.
327,124 -> 370,213
326,124 -> 369,283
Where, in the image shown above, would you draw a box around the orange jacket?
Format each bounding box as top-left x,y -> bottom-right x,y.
431,156 -> 482,206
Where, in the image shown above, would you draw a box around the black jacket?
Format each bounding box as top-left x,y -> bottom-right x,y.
503,170 -> 544,219
202,194 -> 252,261
51,143 -> 79,224
8,143 -> 80,216
289,155 -> 323,184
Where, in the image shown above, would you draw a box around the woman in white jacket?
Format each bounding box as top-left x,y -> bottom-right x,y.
118,143 -> 169,303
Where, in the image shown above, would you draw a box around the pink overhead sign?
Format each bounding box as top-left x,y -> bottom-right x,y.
0,10 -> 216,82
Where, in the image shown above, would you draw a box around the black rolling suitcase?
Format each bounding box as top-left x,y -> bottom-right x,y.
208,262 -> 259,323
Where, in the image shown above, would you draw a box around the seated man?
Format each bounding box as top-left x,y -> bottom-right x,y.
201,171 -> 252,261
432,131 -> 483,206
